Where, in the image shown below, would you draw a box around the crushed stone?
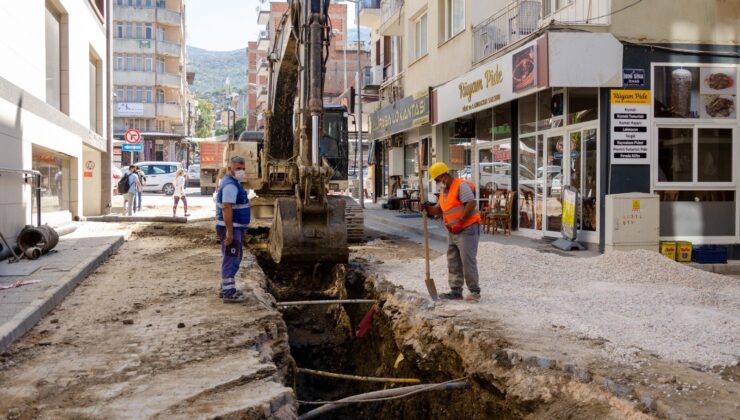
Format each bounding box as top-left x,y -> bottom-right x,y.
378,242 -> 740,368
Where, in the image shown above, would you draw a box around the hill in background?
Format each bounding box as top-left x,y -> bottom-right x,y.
187,46 -> 246,94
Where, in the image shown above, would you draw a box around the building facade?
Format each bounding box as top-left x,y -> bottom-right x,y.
0,0 -> 110,242
112,0 -> 188,165
366,0 -> 740,252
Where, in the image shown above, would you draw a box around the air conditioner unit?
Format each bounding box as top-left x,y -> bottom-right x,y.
259,30 -> 268,38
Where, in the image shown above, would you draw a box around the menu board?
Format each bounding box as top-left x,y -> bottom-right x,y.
611,90 -> 651,165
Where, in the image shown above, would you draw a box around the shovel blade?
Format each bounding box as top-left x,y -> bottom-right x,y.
425,277 -> 438,301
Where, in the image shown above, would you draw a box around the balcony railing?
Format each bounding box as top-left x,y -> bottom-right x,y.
380,0 -> 402,27
472,0 -> 611,64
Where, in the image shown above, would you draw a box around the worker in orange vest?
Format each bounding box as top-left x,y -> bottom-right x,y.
424,162 -> 481,302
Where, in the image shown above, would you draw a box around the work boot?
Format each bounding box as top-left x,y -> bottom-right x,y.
223,290 -> 246,304
439,292 -> 463,300
465,292 -> 481,303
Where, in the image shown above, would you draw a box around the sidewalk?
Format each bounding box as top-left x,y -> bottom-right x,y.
0,224 -> 126,351
363,204 -> 601,258
363,204 -> 740,273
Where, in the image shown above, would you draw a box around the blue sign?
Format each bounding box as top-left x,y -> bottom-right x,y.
553,152 -> 563,160
623,69 -> 645,87
122,143 -> 143,152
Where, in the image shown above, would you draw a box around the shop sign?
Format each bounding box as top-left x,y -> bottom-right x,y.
117,102 -> 144,117
623,69 -> 645,87
434,39 -> 540,125
84,171 -> 93,178
610,89 -> 651,165
370,91 -> 429,140
561,185 -> 578,241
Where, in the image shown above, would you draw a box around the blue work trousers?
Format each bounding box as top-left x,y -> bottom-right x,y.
216,225 -> 244,295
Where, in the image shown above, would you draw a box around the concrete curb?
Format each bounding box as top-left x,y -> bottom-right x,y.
0,235 -> 125,352
86,215 -> 215,224
364,212 -> 448,242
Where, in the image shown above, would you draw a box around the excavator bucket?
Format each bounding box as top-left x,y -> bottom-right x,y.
268,196 -> 349,265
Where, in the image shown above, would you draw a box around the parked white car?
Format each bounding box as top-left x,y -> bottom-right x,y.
133,161 -> 183,195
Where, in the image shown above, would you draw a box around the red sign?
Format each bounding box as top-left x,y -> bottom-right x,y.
124,128 -> 142,144
84,171 -> 93,178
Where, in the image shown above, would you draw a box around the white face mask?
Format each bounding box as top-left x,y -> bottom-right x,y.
234,170 -> 246,180
436,182 -> 445,192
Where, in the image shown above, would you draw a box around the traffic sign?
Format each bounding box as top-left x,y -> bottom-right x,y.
122,143 -> 143,152
124,128 -> 142,144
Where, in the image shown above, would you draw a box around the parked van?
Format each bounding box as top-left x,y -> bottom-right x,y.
132,161 -> 183,195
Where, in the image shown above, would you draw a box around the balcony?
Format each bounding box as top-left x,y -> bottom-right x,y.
257,3 -> 270,25
257,29 -> 270,51
114,38 -> 155,55
359,0 -> 381,28
156,40 -> 182,58
257,58 -> 269,78
113,71 -> 182,89
472,0 -> 611,64
379,0 -> 403,36
256,86 -> 268,105
114,5 -> 182,26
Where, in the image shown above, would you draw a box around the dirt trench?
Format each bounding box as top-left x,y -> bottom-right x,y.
254,254 -> 526,419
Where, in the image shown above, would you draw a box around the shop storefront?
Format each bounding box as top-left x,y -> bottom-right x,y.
433,32 -> 623,244
615,43 -> 740,249
32,145 -> 72,222
369,90 -> 430,199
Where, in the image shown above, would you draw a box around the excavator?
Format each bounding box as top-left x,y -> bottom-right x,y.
224,0 -> 361,265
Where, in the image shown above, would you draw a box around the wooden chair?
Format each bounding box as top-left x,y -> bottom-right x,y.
482,190 -> 505,234
491,191 -> 517,235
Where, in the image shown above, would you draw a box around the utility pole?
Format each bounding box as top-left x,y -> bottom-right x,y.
356,2 -> 364,208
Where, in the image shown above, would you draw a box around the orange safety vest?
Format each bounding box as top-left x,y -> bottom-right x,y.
439,178 -> 481,229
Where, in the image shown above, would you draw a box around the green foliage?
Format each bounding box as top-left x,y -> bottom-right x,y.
234,117 -> 247,137
195,101 -> 214,138
187,46 -> 247,94
215,127 -> 229,135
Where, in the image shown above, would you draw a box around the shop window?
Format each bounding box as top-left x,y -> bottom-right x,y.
653,65 -> 737,120
404,143 -> 418,177
537,88 -> 554,130
492,103 -> 511,141
518,136 -> 537,229
32,146 -> 70,214
698,128 -> 732,182
567,88 -> 598,125
657,128 -> 692,182
476,109 -> 492,141
658,127 -> 734,184
519,93 -> 536,134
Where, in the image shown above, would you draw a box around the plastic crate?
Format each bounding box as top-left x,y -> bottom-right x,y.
691,245 -> 727,264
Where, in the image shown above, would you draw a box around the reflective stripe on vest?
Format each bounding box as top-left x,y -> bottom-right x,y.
438,178 -> 481,228
216,203 -> 251,209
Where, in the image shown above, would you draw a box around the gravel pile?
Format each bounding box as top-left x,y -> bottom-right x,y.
378,242 -> 740,367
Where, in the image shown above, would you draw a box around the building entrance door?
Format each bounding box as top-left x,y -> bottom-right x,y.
545,133 -> 565,234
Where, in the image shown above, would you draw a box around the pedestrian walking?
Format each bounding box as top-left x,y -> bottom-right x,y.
424,162 -> 482,302
134,166 -> 146,212
173,169 -> 189,217
121,165 -> 141,217
215,156 -> 250,303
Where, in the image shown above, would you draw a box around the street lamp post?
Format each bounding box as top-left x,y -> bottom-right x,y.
344,0 -> 364,208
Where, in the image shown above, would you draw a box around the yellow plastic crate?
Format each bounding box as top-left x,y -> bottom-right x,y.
676,241 -> 692,262
660,241 -> 677,260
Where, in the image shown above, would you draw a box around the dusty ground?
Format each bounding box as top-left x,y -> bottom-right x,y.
0,222 -> 295,419
360,230 -> 740,419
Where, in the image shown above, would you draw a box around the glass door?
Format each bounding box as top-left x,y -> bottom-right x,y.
545,134 -> 565,234
567,127 -> 599,238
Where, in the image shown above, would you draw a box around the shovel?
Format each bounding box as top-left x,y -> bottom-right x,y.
417,151 -> 438,301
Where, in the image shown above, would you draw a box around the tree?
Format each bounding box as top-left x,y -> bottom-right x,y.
214,127 -> 229,136
234,117 -> 247,138
195,101 -> 214,138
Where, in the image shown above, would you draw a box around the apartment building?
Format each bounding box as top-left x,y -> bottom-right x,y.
365,0 -> 740,252
112,0 -> 188,165
0,0 -> 110,242
246,40 -> 267,131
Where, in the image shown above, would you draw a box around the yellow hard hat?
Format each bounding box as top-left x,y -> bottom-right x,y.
429,162 -> 449,181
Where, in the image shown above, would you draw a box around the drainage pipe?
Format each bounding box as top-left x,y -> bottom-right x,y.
297,368 -> 421,384
276,299 -> 377,307
298,380 -> 470,420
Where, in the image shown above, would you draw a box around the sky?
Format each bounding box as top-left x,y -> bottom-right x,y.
185,0 -> 358,52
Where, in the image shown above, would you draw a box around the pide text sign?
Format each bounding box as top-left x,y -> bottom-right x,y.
610,89 -> 651,165
370,91 -> 429,140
